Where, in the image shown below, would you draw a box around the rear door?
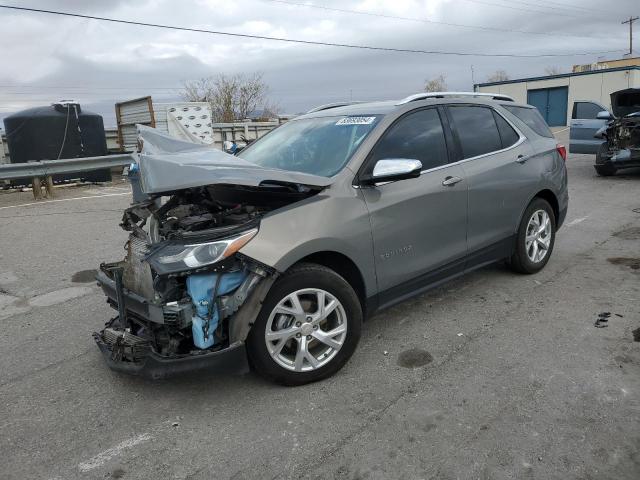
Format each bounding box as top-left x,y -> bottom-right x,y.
446,104 -> 535,265
360,107 -> 468,300
569,101 -> 609,154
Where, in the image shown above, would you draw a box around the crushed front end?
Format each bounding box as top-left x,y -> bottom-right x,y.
598,114 -> 640,168
93,126 -> 327,378
596,88 -> 640,172
94,186 -> 282,378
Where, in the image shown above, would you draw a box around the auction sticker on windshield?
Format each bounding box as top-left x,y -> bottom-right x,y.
336,116 -> 376,125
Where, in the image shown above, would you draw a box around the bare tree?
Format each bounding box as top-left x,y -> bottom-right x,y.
259,100 -> 281,120
236,72 -> 270,120
486,70 -> 510,82
181,77 -> 213,103
181,72 -> 270,122
424,74 -> 447,92
211,74 -> 238,122
544,65 -> 563,76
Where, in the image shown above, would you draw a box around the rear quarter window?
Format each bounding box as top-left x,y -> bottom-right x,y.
502,105 -> 554,138
492,111 -> 520,148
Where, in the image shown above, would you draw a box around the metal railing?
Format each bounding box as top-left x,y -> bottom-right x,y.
0,154 -> 135,181
0,154 -> 135,199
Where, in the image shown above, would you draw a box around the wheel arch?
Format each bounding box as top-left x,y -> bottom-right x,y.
292,251 -> 368,315
516,188 -> 560,233
534,189 -> 559,223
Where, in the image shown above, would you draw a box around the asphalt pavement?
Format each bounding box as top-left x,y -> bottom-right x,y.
1,139 -> 639,479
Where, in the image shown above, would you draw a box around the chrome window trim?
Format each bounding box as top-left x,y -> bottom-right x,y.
418,106 -> 526,175
354,104 -> 529,187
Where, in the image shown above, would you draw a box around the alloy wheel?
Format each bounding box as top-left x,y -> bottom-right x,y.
525,209 -> 551,263
264,288 -> 348,372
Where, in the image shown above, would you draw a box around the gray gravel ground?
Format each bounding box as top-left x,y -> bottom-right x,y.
1,138 -> 639,480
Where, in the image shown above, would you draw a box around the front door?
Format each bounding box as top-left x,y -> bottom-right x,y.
359,107 -> 468,302
569,101 -> 609,154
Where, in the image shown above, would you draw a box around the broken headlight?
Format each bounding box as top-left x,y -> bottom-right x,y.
148,229 -> 258,273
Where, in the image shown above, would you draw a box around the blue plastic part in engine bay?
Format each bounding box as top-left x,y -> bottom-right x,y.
186,270 -> 248,349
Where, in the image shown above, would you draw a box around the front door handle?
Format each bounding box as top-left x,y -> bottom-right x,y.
442,176 -> 462,186
516,154 -> 528,164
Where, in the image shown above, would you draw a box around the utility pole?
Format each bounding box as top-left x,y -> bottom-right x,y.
622,16 -> 639,56
471,65 -> 476,91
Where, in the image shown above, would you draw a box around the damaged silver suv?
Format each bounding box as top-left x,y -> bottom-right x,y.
95,92 -> 568,385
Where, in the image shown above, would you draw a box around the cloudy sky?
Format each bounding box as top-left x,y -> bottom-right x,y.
0,0 -> 637,126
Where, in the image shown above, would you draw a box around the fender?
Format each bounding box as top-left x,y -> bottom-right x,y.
239,176 -> 378,297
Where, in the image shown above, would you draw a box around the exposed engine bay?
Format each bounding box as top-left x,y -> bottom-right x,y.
599,114 -> 640,162
596,88 -> 640,168
94,126 -> 327,377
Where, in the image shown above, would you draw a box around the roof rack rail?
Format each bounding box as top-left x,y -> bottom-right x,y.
396,92 -> 514,105
306,101 -> 365,114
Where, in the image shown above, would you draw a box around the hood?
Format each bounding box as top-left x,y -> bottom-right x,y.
610,88 -> 640,118
136,125 -> 333,194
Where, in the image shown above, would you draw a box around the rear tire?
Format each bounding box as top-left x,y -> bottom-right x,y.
510,198 -> 556,274
246,263 -> 362,386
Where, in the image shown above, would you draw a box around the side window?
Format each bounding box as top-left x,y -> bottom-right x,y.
448,106 -> 502,159
572,102 -> 603,119
492,110 -> 520,148
503,105 -> 554,138
369,108 -> 448,170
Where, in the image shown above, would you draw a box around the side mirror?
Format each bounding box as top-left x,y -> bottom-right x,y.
223,140 -> 238,154
596,111 -> 612,120
362,159 -> 423,185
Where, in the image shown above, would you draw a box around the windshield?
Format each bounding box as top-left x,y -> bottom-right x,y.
238,115 -> 381,177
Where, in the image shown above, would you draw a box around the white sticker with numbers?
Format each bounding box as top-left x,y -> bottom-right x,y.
335,116 -> 376,126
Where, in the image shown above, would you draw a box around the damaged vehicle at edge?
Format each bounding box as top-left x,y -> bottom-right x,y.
593,88 -> 640,176
95,94 -> 568,385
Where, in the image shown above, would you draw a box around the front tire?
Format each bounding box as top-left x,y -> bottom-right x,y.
246,263 -> 362,385
594,142 -> 616,176
594,164 -> 616,176
510,198 -> 556,274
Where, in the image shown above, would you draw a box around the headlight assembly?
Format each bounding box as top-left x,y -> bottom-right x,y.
149,228 -> 258,273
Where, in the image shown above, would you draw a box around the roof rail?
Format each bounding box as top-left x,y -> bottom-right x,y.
396,92 -> 514,105
306,101 -> 365,114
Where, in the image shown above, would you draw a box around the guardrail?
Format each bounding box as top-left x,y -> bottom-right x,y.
0,154 -> 135,199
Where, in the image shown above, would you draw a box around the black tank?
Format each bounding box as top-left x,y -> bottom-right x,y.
3,102 -> 111,183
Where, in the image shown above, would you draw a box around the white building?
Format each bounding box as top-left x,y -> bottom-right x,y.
475,66 -> 640,127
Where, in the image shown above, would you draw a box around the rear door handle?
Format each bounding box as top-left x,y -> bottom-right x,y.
442,176 -> 462,186
516,154 -> 528,164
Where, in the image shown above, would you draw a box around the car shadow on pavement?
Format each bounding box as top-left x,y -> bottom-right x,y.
101,262 -> 514,397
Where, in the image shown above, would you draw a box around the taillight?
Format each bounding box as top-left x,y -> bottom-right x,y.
556,144 -> 567,161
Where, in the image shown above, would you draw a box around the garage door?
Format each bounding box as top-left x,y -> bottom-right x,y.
527,87 -> 568,127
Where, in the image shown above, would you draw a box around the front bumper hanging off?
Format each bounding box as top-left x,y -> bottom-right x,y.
93,266 -> 249,379
93,333 -> 248,379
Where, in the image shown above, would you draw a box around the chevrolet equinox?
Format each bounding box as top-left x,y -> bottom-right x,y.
95,92 -> 568,385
